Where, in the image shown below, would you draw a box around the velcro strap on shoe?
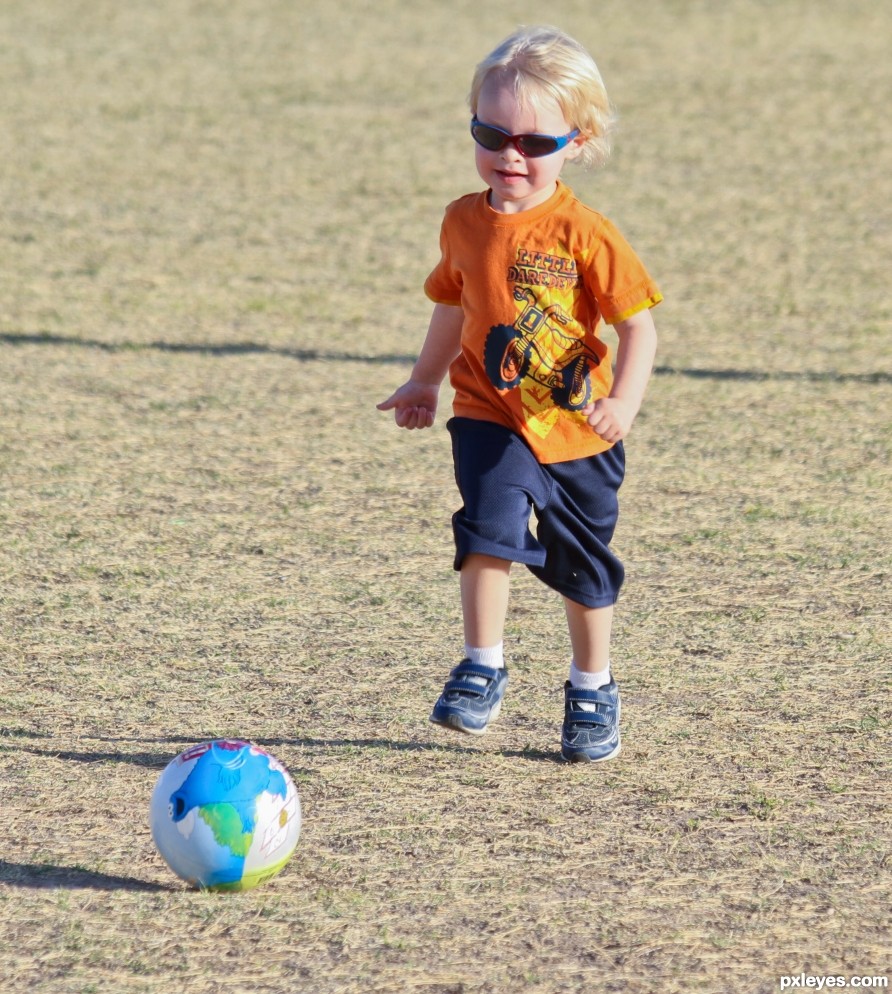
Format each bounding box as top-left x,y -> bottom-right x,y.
566,710 -> 612,728
565,686 -> 615,708
452,661 -> 503,682
443,678 -> 487,697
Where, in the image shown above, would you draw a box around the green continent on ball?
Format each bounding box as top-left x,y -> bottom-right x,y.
198,803 -> 254,858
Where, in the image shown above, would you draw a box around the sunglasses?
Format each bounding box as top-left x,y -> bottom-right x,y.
470,116 -> 581,158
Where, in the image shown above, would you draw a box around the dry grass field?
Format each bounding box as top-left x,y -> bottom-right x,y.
1,0 -> 890,992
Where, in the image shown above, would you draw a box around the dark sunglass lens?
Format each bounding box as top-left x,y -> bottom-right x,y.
517,135 -> 558,157
472,123 -> 507,151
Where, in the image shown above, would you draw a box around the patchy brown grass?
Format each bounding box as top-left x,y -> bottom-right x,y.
1,1 -> 889,992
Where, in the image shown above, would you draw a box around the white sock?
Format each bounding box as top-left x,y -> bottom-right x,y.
569,660 -> 611,711
463,643 -> 504,686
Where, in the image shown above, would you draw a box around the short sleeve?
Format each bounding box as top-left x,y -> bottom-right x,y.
583,217 -> 662,324
423,212 -> 464,305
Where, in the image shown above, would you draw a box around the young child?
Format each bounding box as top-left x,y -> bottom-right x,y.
377,25 -> 661,762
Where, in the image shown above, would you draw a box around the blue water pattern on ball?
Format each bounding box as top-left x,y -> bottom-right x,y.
169,741 -> 288,873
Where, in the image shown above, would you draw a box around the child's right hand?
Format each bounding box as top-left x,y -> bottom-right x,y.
376,379 -> 439,429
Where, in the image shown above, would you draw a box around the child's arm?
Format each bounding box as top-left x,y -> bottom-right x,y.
376,303 -> 464,429
584,307 -> 658,443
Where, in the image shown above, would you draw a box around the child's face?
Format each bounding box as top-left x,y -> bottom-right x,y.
474,76 -> 584,214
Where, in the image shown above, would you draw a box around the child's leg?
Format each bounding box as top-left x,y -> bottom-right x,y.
561,597 -> 621,762
563,598 -> 613,674
429,553 -> 512,735
461,553 -> 512,648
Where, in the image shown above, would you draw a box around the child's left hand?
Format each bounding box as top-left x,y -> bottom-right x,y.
582,397 -> 636,444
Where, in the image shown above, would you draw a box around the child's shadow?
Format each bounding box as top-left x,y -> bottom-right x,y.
271,736 -> 559,764
5,735 -> 560,767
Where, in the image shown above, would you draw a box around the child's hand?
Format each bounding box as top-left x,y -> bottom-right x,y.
582,397 -> 636,443
376,380 -> 439,430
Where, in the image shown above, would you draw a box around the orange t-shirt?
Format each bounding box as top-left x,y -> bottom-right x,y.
424,181 -> 662,463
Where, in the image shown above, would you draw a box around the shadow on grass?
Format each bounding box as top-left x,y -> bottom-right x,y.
2,732 -> 559,766
652,364 -> 891,384
0,331 -> 417,366
3,331 -> 890,384
0,859 -> 175,892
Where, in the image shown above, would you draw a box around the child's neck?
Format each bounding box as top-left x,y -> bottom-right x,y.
488,180 -> 559,215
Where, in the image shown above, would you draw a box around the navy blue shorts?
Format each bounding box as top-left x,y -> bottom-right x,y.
448,417 -> 625,609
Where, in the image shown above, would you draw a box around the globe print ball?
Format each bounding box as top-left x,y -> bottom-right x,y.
150,739 -> 301,891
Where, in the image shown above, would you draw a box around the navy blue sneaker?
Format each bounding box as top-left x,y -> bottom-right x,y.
561,679 -> 621,763
429,660 -> 509,736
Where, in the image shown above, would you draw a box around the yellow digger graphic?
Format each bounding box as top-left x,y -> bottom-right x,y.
483,287 -> 601,411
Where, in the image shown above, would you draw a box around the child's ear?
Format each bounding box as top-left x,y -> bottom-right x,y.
566,132 -> 587,160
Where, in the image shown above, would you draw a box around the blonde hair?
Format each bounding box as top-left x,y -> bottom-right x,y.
469,25 -> 617,169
